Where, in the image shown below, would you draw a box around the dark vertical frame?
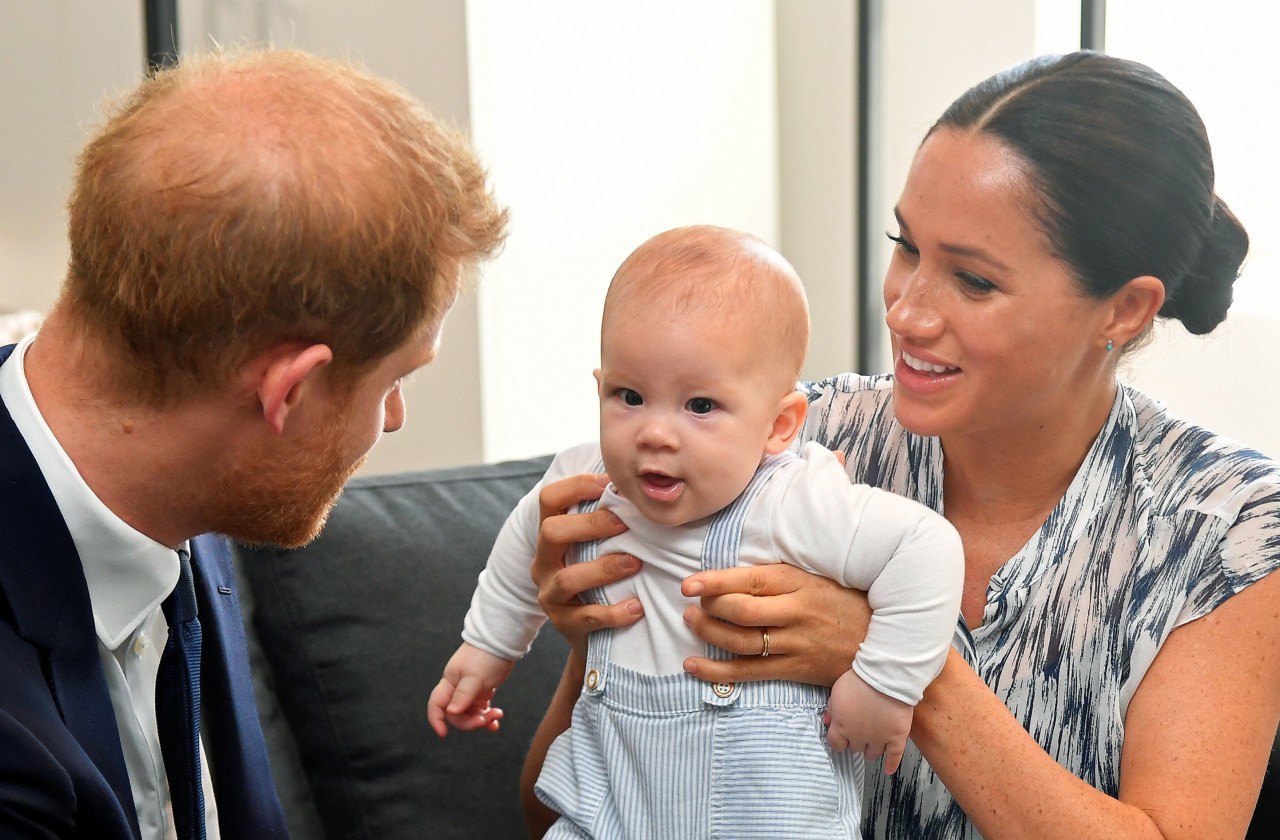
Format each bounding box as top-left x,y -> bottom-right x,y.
144,0 -> 180,73
1081,0 -> 1107,50
854,0 -> 876,373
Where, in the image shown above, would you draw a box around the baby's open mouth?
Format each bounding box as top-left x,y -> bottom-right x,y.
639,471 -> 685,502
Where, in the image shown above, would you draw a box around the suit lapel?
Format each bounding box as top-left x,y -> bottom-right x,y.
0,345 -> 286,838
0,344 -> 141,836
191,533 -> 289,838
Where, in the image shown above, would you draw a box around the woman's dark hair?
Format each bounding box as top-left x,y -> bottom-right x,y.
932,51 -> 1248,336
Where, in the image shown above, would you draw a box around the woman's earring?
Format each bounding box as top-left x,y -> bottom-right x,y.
1105,338 -> 1114,353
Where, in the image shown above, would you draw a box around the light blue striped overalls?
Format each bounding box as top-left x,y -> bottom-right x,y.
536,453 -> 864,839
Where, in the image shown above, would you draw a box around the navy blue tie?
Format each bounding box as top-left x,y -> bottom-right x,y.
156,548 -> 207,840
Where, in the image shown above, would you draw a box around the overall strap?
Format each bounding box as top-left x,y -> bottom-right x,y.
570,461 -> 614,684
701,451 -> 793,662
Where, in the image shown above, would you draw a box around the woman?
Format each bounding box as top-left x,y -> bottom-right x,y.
522,52 -> 1280,839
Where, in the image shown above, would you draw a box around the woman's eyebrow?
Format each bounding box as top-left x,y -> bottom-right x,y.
893,207 -> 1011,272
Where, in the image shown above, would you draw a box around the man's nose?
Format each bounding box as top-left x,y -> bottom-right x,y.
383,383 -> 406,433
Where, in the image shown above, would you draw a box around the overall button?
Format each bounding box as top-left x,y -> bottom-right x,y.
585,668 -> 600,690
712,682 -> 735,698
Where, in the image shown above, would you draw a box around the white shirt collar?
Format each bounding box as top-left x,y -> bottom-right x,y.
0,334 -> 183,649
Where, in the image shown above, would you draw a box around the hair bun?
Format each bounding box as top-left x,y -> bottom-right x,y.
1161,197 -> 1249,334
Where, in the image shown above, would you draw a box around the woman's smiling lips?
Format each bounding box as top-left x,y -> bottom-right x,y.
639,471 -> 685,502
894,348 -> 961,393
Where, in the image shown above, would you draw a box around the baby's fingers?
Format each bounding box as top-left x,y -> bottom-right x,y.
429,676 -> 501,737
446,675 -> 490,714
882,736 -> 907,775
447,704 -> 505,733
427,679 -> 455,737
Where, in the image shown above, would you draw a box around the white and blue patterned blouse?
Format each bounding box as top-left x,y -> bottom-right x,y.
797,374 -> 1280,840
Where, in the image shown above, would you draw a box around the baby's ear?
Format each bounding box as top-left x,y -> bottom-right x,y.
764,391 -> 808,454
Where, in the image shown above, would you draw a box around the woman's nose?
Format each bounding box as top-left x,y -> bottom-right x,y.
884,269 -> 943,341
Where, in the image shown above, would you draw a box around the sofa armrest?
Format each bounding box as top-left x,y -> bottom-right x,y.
236,455 -> 564,840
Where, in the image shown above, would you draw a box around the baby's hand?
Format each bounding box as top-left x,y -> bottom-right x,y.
427,642 -> 516,737
823,669 -> 913,775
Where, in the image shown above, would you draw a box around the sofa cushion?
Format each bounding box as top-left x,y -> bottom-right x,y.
237,455 -> 564,839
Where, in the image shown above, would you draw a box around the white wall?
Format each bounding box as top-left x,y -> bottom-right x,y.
777,0 -> 858,383
465,0 -> 781,462
3,2 -> 1274,471
0,1 -> 805,472
0,4 -> 143,312
0,1 -> 788,474
1106,1 -> 1280,458
1120,316 -> 1280,457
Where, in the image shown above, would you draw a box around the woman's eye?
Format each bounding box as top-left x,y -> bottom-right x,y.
885,231 -> 919,257
957,271 -> 997,293
618,388 -> 643,406
687,397 -> 716,415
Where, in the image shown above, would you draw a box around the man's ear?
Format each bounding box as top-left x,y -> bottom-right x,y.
256,344 -> 335,435
764,391 -> 808,454
1105,275 -> 1166,351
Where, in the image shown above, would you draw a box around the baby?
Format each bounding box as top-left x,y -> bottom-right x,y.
429,225 -> 963,837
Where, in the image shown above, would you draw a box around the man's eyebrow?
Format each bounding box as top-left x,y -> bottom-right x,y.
892,207 -> 1011,273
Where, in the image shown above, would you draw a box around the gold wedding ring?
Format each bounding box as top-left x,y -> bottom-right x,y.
760,628 -> 771,658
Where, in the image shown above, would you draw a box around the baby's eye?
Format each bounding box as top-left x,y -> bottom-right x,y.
686,397 -> 717,415
618,388 -> 643,406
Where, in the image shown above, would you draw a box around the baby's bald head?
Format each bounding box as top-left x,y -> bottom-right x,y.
602,226 -> 809,391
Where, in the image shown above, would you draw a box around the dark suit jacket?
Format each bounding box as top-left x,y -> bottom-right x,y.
0,344 -> 288,839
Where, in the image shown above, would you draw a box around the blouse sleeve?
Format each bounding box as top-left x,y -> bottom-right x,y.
1177,474 -> 1280,627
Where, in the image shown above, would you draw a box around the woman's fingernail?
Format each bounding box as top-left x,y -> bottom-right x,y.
626,600 -> 644,616
618,555 -> 640,571
685,580 -> 704,596
683,659 -> 698,675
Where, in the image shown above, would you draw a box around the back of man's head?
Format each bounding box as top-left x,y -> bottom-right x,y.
62,48 -> 507,404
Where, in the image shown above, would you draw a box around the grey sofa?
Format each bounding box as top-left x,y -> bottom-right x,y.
234,455 -> 565,839
235,455 -> 1278,839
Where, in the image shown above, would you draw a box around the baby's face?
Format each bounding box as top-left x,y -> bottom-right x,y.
596,308 -> 788,526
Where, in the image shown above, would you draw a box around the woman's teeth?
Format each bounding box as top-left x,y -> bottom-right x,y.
902,351 -> 956,374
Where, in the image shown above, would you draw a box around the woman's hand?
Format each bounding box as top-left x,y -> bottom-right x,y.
680,564 -> 871,686
531,472 -> 644,657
